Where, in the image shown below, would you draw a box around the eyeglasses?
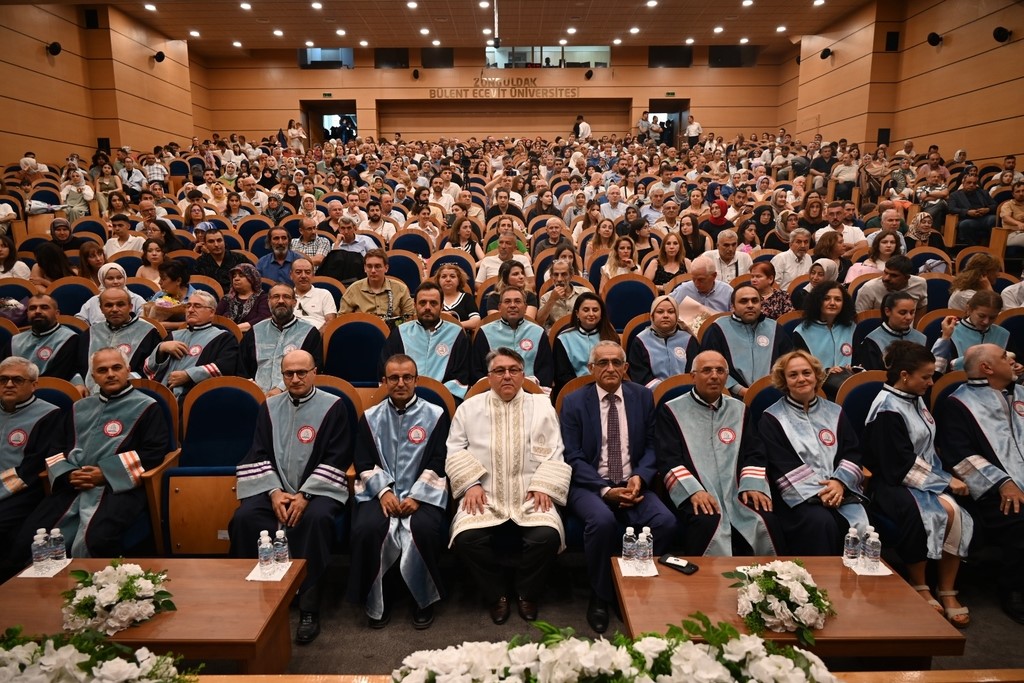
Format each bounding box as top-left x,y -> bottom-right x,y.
282,369 -> 314,379
591,358 -> 625,368
0,376 -> 31,386
184,303 -> 214,309
385,374 -> 417,384
488,367 -> 523,377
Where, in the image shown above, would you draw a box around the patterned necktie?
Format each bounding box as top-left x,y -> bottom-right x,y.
605,393 -> 623,483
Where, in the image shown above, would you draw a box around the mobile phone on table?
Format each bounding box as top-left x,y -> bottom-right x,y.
659,555 -> 699,575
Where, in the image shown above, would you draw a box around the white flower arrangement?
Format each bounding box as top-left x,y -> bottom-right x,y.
392,615 -> 837,683
0,626 -> 197,682
61,559 -> 176,636
724,559 -> 836,648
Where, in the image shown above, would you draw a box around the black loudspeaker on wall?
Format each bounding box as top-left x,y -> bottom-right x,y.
412,68 -> 420,80
46,42 -> 62,56
877,128 -> 891,147
153,51 -> 166,63
584,69 -> 593,80
84,8 -> 99,29
97,138 -> 111,154
926,32 -> 943,47
885,31 -> 900,52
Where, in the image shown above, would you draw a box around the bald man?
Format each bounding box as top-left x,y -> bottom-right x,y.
656,351 -> 784,556
937,344 -> 1024,623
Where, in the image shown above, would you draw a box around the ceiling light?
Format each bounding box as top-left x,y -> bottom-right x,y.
559,39 -> 567,45
486,39 -> 494,46
432,39 -> 440,46
239,2 -> 250,8
685,37 -> 695,44
742,0 -> 753,5
482,28 -> 492,35
305,40 -> 314,47
567,27 -> 577,34
311,1 -> 322,8
335,29 -> 346,36
713,26 -> 724,33
776,25 -> 786,32
420,28 -> 430,34
740,37 -> 749,44
189,30 -> 200,37
407,1 -> 417,7
646,0 -> 657,6
814,0 -> 824,5
144,4 -> 157,11
359,40 -> 368,46
629,26 -> 640,34
612,38 -> 622,45
479,0 -> 489,6
273,29 -> 283,36
232,40 -> 242,47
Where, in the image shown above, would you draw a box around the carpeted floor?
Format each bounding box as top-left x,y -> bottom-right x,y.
225,551 -> 1024,676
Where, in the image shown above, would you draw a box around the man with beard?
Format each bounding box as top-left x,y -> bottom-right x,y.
257,226 -> 304,286
471,285 -> 552,388
5,295 -> 79,381
240,284 -> 322,395
194,227 -> 248,293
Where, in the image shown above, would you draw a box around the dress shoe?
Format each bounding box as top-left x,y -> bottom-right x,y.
490,596 -> 511,624
413,604 -> 435,630
587,595 -> 610,633
295,611 -> 320,644
368,606 -> 391,629
517,596 -> 538,621
1003,591 -> 1024,625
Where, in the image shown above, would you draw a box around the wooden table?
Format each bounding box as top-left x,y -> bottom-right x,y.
0,558 -> 306,674
613,556 -> 965,667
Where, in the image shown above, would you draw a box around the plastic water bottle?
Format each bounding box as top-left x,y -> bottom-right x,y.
861,532 -> 882,572
622,526 -> 637,570
31,534 -> 51,573
49,528 -> 66,564
258,531 -> 274,575
842,527 -> 861,568
273,530 -> 290,564
637,531 -> 653,570
861,524 -> 875,551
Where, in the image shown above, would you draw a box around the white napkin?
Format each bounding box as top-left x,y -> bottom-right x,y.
617,557 -> 659,577
17,559 -> 72,578
244,561 -> 292,581
851,562 -> 893,576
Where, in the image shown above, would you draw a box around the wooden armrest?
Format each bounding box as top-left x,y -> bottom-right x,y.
143,449 -> 181,555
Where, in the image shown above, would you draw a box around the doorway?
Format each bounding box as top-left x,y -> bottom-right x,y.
300,100 -> 358,148
648,99 -> 691,149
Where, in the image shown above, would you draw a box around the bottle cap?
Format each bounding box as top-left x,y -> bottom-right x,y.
36,528 -> 47,535
50,529 -> 60,535
626,526 -> 635,534
275,530 -> 285,538
642,526 -> 651,534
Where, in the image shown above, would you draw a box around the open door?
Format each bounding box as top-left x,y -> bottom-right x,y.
301,99 -> 358,147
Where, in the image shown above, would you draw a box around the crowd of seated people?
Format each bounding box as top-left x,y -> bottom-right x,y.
1,128 -> 1023,643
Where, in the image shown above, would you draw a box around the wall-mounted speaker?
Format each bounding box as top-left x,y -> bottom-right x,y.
877,128 -> 891,147
820,48 -> 832,59
993,27 -> 1012,43
885,31 -> 900,51
926,32 -> 942,46
795,55 -> 802,64
412,68 -> 420,79
46,42 -> 62,56
584,69 -> 593,80
153,51 -> 166,62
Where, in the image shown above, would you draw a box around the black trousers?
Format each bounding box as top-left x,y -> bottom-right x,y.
453,521 -> 560,602
674,504 -> 787,556
0,487 -> 44,581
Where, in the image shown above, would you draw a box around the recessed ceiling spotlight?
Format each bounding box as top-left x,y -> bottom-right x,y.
432,39 -> 440,46
713,26 -> 724,33
336,29 -> 346,36
486,39 -> 494,46
740,37 -> 749,44
742,0 -> 753,6
144,4 -> 157,11
189,30 -> 200,37
273,29 -> 283,36
813,0 -> 824,5
407,1 -> 417,7
629,26 -> 640,34
482,28 -> 492,35
559,39 -> 567,45
239,2 -> 250,8
646,0 -> 657,6
479,0 -> 489,6
685,37 -> 695,44
232,40 -> 242,47
305,40 -> 314,47
420,28 -> 429,35
776,25 -> 786,32
567,27 -> 577,34
359,40 -> 368,46
612,38 -> 622,45
311,1 -> 322,8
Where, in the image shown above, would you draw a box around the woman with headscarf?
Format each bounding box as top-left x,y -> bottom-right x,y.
752,175 -> 773,202
60,170 -> 95,222
626,294 -> 699,389
48,217 -> 86,252
214,263 -> 270,333
763,209 -> 799,251
791,258 -> 839,312
76,263 -> 147,324
698,199 -> 733,244
750,205 -> 776,242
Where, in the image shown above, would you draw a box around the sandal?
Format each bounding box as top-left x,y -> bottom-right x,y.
937,590 -> 970,628
912,585 -> 943,614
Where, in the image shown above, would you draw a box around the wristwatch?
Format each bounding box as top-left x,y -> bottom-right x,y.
302,492 -> 313,501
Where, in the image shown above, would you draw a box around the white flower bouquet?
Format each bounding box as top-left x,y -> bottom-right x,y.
0,626 -> 197,682
724,559 -> 836,647
61,559 -> 176,635
392,614 -> 837,683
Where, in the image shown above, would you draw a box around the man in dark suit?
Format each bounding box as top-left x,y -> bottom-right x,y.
560,340 -> 677,633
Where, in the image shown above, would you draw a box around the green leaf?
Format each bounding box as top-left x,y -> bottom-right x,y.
69,569 -> 90,582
